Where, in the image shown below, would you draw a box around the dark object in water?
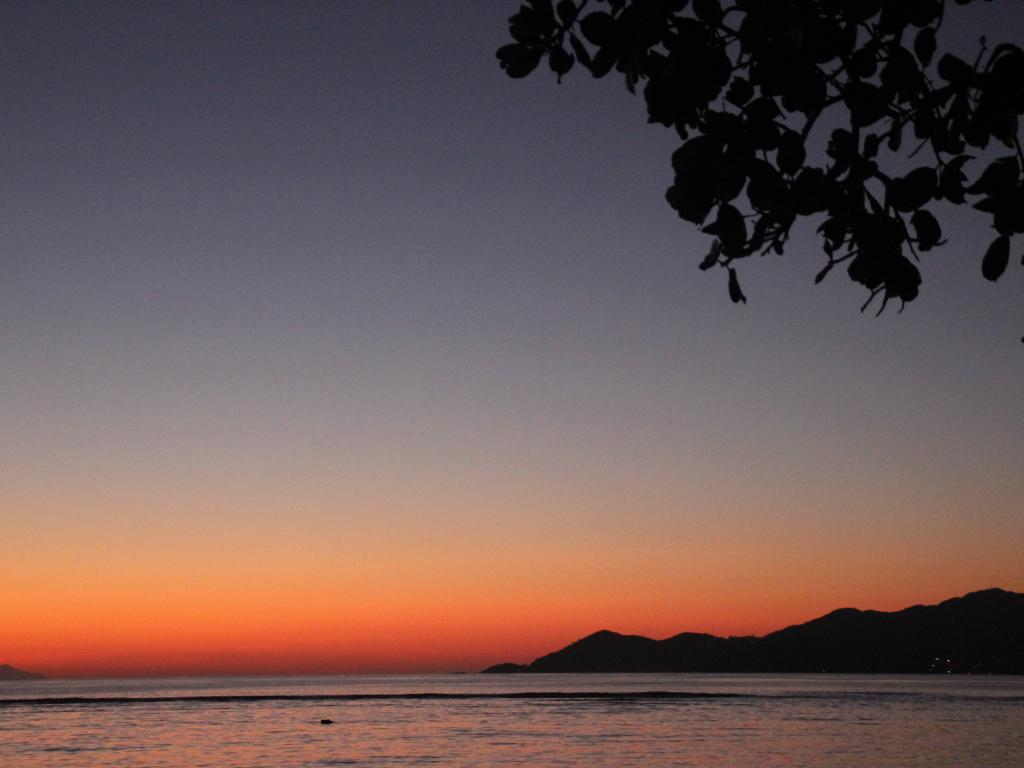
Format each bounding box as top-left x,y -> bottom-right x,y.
320,718 -> 334,725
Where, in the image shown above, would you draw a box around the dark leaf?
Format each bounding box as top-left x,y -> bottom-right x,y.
549,46 -> 575,77
990,44 -> 1024,74
747,217 -> 772,252
914,27 -> 936,66
745,96 -> 781,125
849,46 -> 878,78
666,183 -> 716,224
840,0 -> 884,23
879,2 -> 912,34
963,112 -> 992,148
668,137 -> 724,222
580,12 -> 615,47
556,0 -> 578,25
727,267 -> 747,304
777,132 -> 806,176
910,209 -> 942,251
827,129 -> 856,163
529,0 -> 555,23
973,196 -> 999,214
725,78 -> 753,107
747,161 -> 786,211
791,169 -> 831,215
815,262 -> 835,284
888,167 -> 937,212
587,45 -> 617,77
982,235 -> 1010,281
716,163 -> 748,205
699,239 -> 722,270
671,135 -> 720,176
497,44 -> 544,78
848,251 -> 885,291
966,157 -> 1019,196
703,203 -> 747,254
844,82 -> 889,126
887,122 -> 903,152
992,191 -> 1024,236
937,53 -> 972,84
863,133 -> 881,160
938,155 -> 972,203
885,254 -> 921,303
818,216 -> 849,252
509,4 -> 553,43
907,0 -> 941,27
694,0 -> 723,24
914,107 -> 939,140
881,46 -> 923,102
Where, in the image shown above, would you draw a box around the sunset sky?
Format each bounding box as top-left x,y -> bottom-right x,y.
2,1 -> 1023,678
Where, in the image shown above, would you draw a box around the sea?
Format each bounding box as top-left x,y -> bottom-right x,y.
1,673 -> 1022,767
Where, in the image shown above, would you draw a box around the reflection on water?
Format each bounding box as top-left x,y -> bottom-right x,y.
1,674 -> 1022,767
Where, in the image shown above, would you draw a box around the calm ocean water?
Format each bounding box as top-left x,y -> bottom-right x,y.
1,673 -> 1021,766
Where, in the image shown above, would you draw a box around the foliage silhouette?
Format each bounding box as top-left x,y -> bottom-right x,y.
497,0 -> 1024,320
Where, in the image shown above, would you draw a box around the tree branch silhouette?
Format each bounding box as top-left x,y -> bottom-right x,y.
497,0 -> 1023,325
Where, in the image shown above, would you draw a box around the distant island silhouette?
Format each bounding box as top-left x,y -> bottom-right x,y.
0,664 -> 43,681
483,589 -> 1024,674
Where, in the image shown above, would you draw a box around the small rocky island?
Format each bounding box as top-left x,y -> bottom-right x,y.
484,588 -> 1024,674
0,664 -> 44,681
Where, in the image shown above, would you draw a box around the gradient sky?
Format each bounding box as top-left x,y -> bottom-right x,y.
2,0 -> 1023,678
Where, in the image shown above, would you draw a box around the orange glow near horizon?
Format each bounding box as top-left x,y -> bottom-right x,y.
5,398 -> 1023,679
5,477 -> 1021,678
8,575 -> 1017,679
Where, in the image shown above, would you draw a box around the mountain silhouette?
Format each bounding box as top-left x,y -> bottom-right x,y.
483,589 -> 1024,674
0,664 -> 44,681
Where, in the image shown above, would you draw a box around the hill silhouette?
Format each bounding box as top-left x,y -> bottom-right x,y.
0,664 -> 43,681
483,589 -> 1024,674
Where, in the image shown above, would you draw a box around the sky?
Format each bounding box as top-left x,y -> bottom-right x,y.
1,0 -> 1022,678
